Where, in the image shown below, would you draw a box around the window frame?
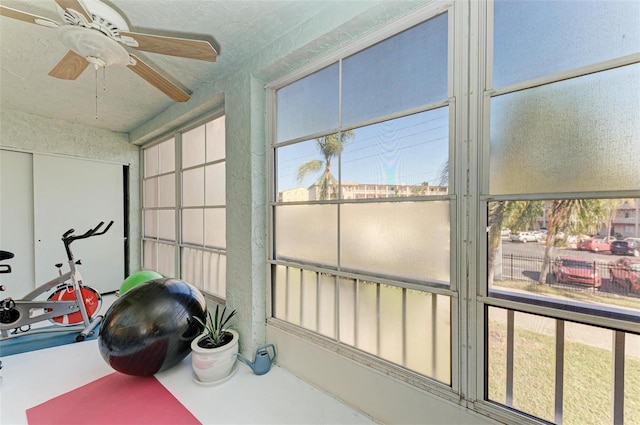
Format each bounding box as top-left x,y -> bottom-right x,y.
141,109 -> 227,301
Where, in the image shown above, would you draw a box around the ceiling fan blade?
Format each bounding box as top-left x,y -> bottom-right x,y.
48,50 -> 90,80
120,31 -> 217,62
0,5 -> 59,27
128,54 -> 191,102
54,0 -> 92,24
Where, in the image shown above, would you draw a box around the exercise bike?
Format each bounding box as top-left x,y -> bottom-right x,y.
0,221 -> 113,343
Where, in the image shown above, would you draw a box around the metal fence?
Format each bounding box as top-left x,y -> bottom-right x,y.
497,254 -> 630,294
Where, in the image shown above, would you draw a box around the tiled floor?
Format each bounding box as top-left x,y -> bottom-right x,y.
1,295 -> 377,424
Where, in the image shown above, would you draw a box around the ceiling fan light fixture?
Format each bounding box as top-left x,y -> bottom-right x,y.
57,25 -> 129,67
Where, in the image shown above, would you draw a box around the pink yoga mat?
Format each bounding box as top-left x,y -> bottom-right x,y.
26,373 -> 201,425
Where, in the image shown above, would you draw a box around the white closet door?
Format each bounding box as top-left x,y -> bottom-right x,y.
33,154 -> 124,293
0,150 -> 35,299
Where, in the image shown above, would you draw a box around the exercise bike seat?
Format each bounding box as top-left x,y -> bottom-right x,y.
0,251 -> 14,261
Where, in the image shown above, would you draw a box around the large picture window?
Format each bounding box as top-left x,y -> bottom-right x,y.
481,1 -> 640,424
271,9 -> 455,385
142,115 -> 227,299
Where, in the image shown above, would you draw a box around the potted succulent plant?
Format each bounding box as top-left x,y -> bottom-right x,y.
191,305 -> 239,384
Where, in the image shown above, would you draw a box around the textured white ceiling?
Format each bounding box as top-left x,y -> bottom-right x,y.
0,0 -> 331,133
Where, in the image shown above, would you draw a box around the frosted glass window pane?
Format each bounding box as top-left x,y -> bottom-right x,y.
144,145 -> 158,177
204,208 -> 225,249
355,280 -> 378,355
494,1 -> 640,88
301,270 -> 318,331
203,251 -> 226,298
143,240 -> 157,271
287,268 -> 302,326
157,243 -> 175,278
276,138 -> 327,200
432,294 -> 450,383
489,65 -> 640,195
341,201 -> 450,283
275,204 -> 338,267
158,210 -> 175,241
341,108 -> 449,198
206,116 -> 225,162
276,63 -> 339,143
338,277 -> 356,346
144,210 -> 157,237
143,178 -> 157,208
205,163 -> 225,206
182,208 -> 203,245
158,138 -> 175,174
405,290 -> 440,379
378,284 -> 403,365
182,124 -> 205,168
342,13 -> 448,126
157,174 -> 175,207
317,273 -> 336,338
181,247 -> 203,287
273,265 -> 287,320
182,167 -> 204,206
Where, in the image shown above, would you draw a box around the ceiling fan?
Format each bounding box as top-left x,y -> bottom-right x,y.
0,0 -> 217,102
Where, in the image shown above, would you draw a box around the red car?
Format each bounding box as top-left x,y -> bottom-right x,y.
608,258 -> 640,293
576,237 -> 610,252
551,256 -> 602,288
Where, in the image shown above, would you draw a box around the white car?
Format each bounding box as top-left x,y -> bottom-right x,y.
510,231 -> 537,243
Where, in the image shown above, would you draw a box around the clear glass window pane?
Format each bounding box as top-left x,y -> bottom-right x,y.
340,201 -> 450,283
182,124 -> 206,168
158,138 -> 175,174
157,173 -> 175,207
182,167 -> 204,207
158,210 -> 175,241
205,163 -> 225,206
182,208 -> 203,245
206,116 -> 225,162
276,63 -> 339,143
204,208 -> 225,249
493,0 -> 640,88
489,64 -> 640,195
488,197 -> 640,317
342,12 -> 448,126
143,177 -> 157,208
274,204 -> 338,267
626,333 -> 640,424
144,145 -> 158,177
341,108 -> 449,198
276,137 -> 332,201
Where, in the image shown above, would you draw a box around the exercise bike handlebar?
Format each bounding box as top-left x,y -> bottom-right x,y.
62,221 -> 114,260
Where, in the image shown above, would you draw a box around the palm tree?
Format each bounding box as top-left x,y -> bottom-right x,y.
296,131 -> 355,200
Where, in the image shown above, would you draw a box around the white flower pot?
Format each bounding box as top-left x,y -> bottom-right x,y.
191,329 -> 239,384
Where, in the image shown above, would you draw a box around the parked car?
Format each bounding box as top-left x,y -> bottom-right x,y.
551,256 -> 602,288
531,230 -> 547,242
610,240 -> 640,257
608,258 -> 640,293
510,231 -> 537,243
576,237 -> 611,252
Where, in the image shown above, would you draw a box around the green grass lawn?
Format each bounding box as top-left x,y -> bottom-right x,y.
488,321 -> 640,425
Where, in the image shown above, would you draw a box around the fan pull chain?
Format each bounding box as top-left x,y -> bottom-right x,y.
95,67 -> 98,119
